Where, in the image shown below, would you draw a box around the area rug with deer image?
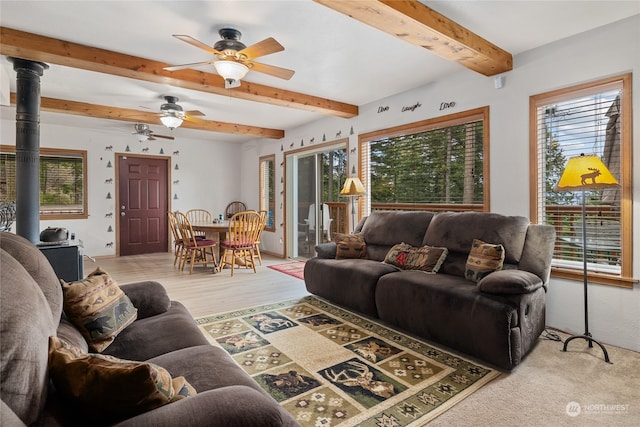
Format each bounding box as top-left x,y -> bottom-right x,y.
195,296 -> 499,426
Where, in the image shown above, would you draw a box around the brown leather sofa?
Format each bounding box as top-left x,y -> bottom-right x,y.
0,232 -> 299,427
304,211 -> 555,370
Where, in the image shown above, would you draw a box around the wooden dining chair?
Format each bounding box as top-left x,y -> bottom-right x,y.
253,210 -> 268,266
186,209 -> 212,239
175,211 -> 218,275
167,211 -> 185,267
219,210 -> 261,276
225,201 -> 247,219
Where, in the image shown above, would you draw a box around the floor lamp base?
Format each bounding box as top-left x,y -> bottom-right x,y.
562,333 -> 612,363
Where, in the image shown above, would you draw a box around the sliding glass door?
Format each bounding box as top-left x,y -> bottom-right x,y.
286,144 -> 347,259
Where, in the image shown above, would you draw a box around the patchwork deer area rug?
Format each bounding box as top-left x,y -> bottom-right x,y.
196,296 -> 499,427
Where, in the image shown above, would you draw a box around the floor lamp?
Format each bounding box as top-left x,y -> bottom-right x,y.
340,176 -> 365,233
555,153 -> 619,363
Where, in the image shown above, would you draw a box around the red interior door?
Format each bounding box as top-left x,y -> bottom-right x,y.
118,155 -> 168,255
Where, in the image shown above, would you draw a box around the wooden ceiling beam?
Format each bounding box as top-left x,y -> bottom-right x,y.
9,93 -> 284,139
0,27 -> 358,118
314,0 -> 512,76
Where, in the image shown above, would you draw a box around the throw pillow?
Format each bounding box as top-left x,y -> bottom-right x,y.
477,269 -> 543,294
465,239 -> 505,282
333,233 -> 367,259
61,267 -> 137,352
383,243 -> 449,273
48,337 -> 196,419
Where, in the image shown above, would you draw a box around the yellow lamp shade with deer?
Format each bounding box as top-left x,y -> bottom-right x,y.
555,154 -> 619,191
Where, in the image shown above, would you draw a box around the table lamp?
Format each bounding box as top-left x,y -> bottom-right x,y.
555,153 -> 619,363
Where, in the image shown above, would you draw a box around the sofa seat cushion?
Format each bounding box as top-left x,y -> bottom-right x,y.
360,211 -> 435,261
375,271 -> 535,369
304,258 -> 398,318
113,386 -> 297,427
102,301 -> 209,362
145,345 -> 297,426
148,345 -> 270,395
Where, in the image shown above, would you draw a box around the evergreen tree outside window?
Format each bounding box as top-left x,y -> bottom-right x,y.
530,74 -> 633,286
0,146 -> 87,219
359,107 -> 489,215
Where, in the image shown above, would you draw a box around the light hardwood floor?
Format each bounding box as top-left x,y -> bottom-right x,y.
85,252 -> 309,317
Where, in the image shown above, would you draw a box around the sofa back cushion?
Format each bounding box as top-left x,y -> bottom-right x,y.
361,211 -> 435,261
0,232 -> 63,320
423,212 -> 530,264
1,248 -> 57,425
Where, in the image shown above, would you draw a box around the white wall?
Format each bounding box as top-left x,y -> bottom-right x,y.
1,118 -> 242,257
242,15 -> 640,352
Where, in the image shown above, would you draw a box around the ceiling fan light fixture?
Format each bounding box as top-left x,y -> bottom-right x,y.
214,60 -> 249,82
136,133 -> 149,142
160,114 -> 183,130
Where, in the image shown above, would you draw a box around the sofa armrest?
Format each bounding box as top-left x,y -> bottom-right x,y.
113,386 -> 296,427
119,281 -> 171,319
314,242 -> 337,259
477,270 -> 543,295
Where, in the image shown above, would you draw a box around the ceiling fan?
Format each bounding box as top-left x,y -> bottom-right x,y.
164,28 -> 295,88
156,96 -> 205,129
132,123 -> 175,142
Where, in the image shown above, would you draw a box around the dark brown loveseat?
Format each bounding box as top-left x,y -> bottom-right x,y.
0,232 -> 298,427
304,211 -> 555,370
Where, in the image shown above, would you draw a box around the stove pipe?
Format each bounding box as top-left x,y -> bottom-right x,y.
8,58 -> 49,244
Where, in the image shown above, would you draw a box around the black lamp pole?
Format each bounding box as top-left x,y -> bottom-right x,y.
562,190 -> 612,363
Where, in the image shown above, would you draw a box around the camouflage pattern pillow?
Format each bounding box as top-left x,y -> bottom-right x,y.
465,239 -> 505,282
333,233 -> 367,259
384,243 -> 449,273
48,337 -> 196,419
61,267 -> 137,352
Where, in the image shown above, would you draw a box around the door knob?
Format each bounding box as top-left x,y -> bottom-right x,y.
121,205 -> 125,210
120,212 -> 126,216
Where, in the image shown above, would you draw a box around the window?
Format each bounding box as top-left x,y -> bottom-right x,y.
359,107 -> 489,214
259,154 -> 275,232
530,74 -> 633,287
0,145 -> 88,219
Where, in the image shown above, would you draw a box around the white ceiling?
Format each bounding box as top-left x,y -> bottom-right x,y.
1,0 -> 639,143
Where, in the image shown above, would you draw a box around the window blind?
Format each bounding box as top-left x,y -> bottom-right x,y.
359,108 -> 488,215
0,148 -> 86,216
534,84 -> 623,275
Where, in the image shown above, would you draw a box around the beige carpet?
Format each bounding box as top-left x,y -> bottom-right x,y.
429,329 -> 640,426
196,296 -> 500,426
